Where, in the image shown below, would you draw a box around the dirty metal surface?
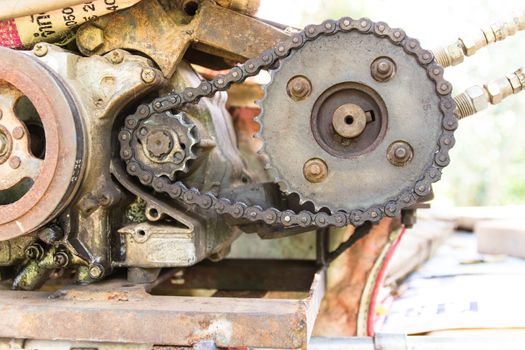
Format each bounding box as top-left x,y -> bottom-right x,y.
0,263 -> 325,349
77,0 -> 289,77
0,47 -> 83,240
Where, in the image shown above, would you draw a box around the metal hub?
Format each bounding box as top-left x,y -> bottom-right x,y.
310,82 -> 388,159
331,103 -> 368,139
146,130 -> 174,158
130,111 -> 198,179
0,48 -> 84,240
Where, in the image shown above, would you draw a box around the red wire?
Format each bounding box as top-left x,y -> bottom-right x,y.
367,227 -> 407,336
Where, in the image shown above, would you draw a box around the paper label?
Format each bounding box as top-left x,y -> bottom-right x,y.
0,0 -> 141,48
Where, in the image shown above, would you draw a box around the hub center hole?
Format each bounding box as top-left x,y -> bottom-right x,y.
345,115 -> 354,125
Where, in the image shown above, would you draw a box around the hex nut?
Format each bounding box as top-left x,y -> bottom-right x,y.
77,25 -> 104,52
287,76 -> 312,101
370,57 -> 396,82
303,158 -> 328,183
459,33 -> 486,56
507,73 -> 523,94
387,141 -> 413,167
465,85 -> 489,111
446,42 -> 465,66
484,81 -> 506,105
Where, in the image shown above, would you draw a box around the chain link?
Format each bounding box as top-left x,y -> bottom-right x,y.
119,17 -> 457,228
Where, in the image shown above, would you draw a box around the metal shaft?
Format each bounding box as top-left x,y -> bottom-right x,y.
454,66 -> 525,119
434,12 -> 525,68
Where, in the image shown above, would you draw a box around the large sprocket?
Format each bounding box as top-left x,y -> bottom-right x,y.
257,26 -> 454,213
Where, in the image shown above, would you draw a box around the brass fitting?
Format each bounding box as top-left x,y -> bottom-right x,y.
454,67 -> 525,119
434,12 -> 525,68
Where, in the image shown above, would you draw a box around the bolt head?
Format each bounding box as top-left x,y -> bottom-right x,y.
89,264 -> 104,279
141,68 -> 156,84
33,43 -> 48,57
9,156 -> 21,169
25,244 -> 43,260
304,158 -> 328,183
394,147 -> 407,159
371,57 -> 396,82
12,126 -> 25,140
387,141 -> 413,167
77,25 -> 104,52
54,252 -> 69,267
287,76 -> 312,101
109,50 -> 124,64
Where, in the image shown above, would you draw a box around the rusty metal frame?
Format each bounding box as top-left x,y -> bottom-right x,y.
77,0 -> 289,77
0,259 -> 325,349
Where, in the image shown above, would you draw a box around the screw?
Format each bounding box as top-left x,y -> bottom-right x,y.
25,244 -> 44,260
287,76 -> 312,101
141,68 -> 156,84
371,57 -> 396,82
54,252 -> 69,267
89,264 -> 104,279
9,156 -> 21,169
109,50 -> 124,64
12,126 -> 24,139
387,141 -> 413,167
33,43 -> 48,57
304,158 -> 328,183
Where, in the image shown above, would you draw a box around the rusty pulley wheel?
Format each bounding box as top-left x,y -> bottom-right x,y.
0,48 -> 84,240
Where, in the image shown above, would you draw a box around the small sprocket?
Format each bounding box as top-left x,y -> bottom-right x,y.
130,110 -> 199,179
